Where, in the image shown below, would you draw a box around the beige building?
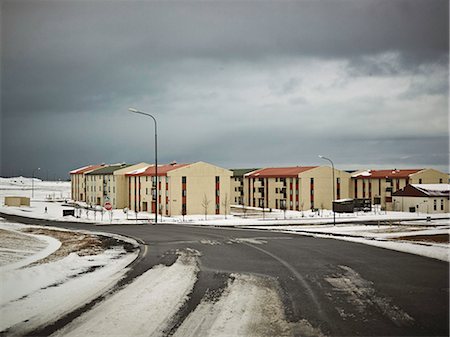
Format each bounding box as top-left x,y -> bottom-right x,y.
112,162 -> 150,209
392,184 -> 449,214
70,164 -> 105,202
126,161 -> 232,216
244,166 -> 351,211
230,168 -> 259,205
85,163 -> 132,206
351,168 -> 448,210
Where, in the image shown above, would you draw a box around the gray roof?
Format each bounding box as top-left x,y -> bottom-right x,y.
86,163 -> 132,175
230,168 -> 260,177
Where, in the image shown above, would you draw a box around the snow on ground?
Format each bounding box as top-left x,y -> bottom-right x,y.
0,224 -> 61,271
174,274 -> 324,337
0,222 -> 139,335
321,235 -> 450,262
249,223 -> 449,262
52,251 -> 199,337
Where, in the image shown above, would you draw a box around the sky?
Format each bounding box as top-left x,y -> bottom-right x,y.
1,0 -> 448,179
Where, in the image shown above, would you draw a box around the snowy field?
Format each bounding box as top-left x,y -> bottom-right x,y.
0,221 -> 139,335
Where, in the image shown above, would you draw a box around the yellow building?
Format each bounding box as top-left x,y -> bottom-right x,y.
392,184 -> 449,213
70,164 -> 105,202
230,168 -> 259,205
126,161 -> 232,216
85,163 -> 132,206
244,166 -> 351,211
351,168 -> 448,210
112,162 -> 150,209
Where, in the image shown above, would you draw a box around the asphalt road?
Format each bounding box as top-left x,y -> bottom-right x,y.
2,214 -> 449,337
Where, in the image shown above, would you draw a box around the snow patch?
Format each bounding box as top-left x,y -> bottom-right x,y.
325,265 -> 414,326
53,251 -> 199,337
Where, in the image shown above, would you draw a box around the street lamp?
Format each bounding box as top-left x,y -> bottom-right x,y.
128,107 -> 158,225
32,167 -> 41,198
319,155 -> 336,226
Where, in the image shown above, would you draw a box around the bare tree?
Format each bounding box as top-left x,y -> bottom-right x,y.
201,194 -> 210,220
221,193 -> 229,219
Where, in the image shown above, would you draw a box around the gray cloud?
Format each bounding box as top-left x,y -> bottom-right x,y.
1,0 -> 448,178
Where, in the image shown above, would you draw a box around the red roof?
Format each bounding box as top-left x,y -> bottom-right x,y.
70,164 -> 105,175
353,169 -> 423,179
245,166 -> 317,178
125,163 -> 190,177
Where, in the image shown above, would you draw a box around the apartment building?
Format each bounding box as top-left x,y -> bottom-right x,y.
392,184 -> 449,213
244,166 -> 351,211
85,163 -> 132,206
112,162 -> 150,209
351,168 -> 448,210
126,161 -> 232,216
230,168 -> 258,205
70,164 -> 105,202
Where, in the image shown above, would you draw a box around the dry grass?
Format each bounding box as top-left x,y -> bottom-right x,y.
22,228 -> 105,264
393,234 -> 449,244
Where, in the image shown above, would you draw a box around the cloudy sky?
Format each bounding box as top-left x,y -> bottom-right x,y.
1,0 -> 448,179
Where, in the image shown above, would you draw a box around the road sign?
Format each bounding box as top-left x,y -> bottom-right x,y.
104,201 -> 112,211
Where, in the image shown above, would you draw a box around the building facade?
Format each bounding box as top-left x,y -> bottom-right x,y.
113,162 -> 150,209
351,168 -> 448,210
244,166 -> 351,211
126,161 -> 232,216
70,164 -> 105,202
85,163 -> 132,206
392,184 -> 449,214
230,168 -> 258,205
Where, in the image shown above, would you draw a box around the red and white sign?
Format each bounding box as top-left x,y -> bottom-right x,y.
104,202 -> 112,211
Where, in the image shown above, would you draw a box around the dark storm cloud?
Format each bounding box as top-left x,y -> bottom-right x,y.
1,0 -> 448,177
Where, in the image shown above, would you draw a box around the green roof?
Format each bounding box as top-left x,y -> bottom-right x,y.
86,163 -> 132,175
230,168 -> 259,177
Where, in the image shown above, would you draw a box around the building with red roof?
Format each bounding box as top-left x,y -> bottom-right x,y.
351,168 -> 448,210
392,184 -> 449,213
124,161 -> 232,216
70,164 -> 105,202
243,166 -> 352,211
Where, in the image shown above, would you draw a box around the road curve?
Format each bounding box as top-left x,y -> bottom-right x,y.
2,214 -> 448,337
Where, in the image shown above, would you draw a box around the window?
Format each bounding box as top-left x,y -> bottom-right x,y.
275,188 -> 279,193
113,187 -> 115,193
441,199 -> 444,211
439,178 -> 443,183
182,176 -> 186,184
337,177 -> 340,183
146,188 -> 148,194
434,199 -> 437,211
419,179 -> 422,184
182,190 -> 187,197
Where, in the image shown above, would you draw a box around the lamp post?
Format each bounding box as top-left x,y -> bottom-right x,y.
128,108 -> 158,225
319,155 -> 336,226
32,167 -> 41,198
